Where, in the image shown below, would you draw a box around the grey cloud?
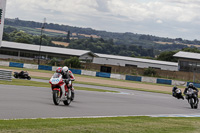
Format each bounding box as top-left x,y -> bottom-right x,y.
95,0 -> 111,12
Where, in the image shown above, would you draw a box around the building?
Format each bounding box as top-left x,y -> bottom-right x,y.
93,53 -> 178,73
0,41 -> 178,72
0,41 -> 97,61
173,51 -> 200,72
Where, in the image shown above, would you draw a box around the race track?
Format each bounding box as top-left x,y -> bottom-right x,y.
1,82 -> 200,119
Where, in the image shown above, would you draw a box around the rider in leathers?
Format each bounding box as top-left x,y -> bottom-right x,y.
184,83 -> 199,102
62,66 -> 75,99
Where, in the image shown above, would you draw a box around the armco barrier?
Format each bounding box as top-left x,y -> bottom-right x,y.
52,66 -> 58,72
9,62 -> 24,68
0,69 -> 12,81
157,78 -> 172,85
96,72 -> 111,78
69,69 -> 82,75
142,76 -> 157,84
126,75 -> 142,82
187,82 -> 200,88
110,74 -> 125,80
38,65 -> 52,71
23,64 -> 38,69
0,61 -> 9,66
81,70 -> 96,77
172,80 -> 187,86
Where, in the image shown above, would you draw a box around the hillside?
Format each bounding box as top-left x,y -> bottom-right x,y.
3,18 -> 200,58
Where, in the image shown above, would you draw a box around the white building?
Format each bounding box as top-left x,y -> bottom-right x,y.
0,40 -> 178,71
93,53 -> 178,71
174,51 -> 200,72
0,41 -> 97,61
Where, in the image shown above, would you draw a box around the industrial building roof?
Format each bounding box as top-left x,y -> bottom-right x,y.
1,41 -> 96,57
173,51 -> 200,60
95,53 -> 178,66
1,41 -> 178,66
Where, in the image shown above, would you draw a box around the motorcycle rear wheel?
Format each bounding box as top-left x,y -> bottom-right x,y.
14,74 -> 18,78
63,90 -> 72,105
53,90 -> 60,105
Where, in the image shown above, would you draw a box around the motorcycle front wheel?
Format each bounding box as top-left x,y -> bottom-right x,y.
27,76 -> 31,80
189,98 -> 194,109
53,90 -> 60,105
71,91 -> 74,101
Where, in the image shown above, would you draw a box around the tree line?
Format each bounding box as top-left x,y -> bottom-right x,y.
5,18 -> 200,51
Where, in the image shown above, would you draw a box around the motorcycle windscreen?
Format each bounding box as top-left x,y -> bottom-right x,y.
52,73 -> 62,78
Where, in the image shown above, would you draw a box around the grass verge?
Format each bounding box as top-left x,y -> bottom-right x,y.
31,76 -> 171,94
0,116 -> 200,133
0,79 -> 119,93
0,65 -> 183,89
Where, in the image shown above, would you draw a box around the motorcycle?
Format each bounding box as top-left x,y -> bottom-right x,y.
13,71 -> 31,80
185,88 -> 199,109
172,88 -> 184,100
49,73 -> 72,105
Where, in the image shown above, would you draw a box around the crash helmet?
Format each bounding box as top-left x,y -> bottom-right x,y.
62,66 -> 69,73
173,86 -> 177,89
56,67 -> 63,73
188,83 -> 194,88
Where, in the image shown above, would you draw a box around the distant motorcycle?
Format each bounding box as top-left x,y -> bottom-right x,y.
185,88 -> 199,109
13,71 -> 31,80
172,88 -> 184,100
49,73 -> 72,106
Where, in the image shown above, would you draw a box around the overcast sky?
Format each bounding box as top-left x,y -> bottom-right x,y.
5,0 -> 200,40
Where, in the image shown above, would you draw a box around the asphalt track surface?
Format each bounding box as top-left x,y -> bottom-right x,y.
1,79 -> 200,119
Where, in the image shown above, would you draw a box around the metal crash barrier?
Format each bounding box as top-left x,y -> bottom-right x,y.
0,69 -> 12,81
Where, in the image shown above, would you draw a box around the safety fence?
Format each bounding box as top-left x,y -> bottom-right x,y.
0,69 -> 12,81
0,61 -> 198,87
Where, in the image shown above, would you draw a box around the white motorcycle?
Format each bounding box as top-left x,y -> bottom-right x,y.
49,73 -> 72,105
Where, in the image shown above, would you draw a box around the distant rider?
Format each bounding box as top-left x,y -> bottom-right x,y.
172,86 -> 178,97
172,86 -> 184,100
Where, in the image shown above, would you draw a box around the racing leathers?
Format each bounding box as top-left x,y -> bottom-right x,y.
184,86 -> 199,102
62,70 -> 75,98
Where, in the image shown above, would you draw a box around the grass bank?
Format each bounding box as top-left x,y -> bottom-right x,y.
31,76 -> 171,95
0,116 -> 200,133
0,79 -> 118,93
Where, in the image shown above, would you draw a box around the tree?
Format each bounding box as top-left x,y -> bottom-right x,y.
143,68 -> 156,76
157,51 -> 177,62
64,57 -> 81,68
49,58 -> 60,66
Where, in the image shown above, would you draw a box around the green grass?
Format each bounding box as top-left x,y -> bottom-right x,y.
30,76 -> 171,94
0,65 -> 179,94
0,65 -> 185,88
0,79 -> 50,88
75,86 -> 118,93
32,77 -> 171,94
0,116 -> 200,133
75,81 -> 171,94
0,79 -> 119,93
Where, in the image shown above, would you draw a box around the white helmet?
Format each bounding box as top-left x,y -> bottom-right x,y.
62,66 -> 69,73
